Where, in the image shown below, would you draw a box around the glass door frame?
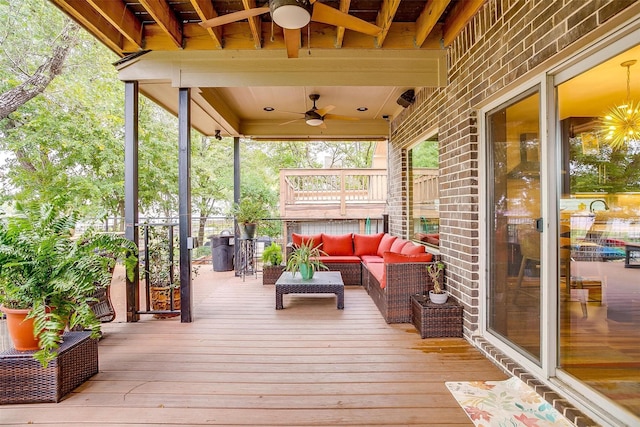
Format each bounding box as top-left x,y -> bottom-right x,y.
478,73 -> 556,379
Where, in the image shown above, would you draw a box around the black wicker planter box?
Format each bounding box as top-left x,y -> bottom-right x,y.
0,331 -> 98,404
411,294 -> 463,338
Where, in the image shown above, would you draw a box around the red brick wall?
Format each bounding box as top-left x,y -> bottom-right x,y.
388,0 -> 639,337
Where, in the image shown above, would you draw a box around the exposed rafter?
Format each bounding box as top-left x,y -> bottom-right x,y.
335,0 -> 352,48
442,0 -> 487,46
375,0 -> 401,47
50,0 -> 127,54
415,0 -> 451,47
138,0 -> 184,49
190,0 -> 223,49
242,0 -> 263,49
86,0 -> 143,49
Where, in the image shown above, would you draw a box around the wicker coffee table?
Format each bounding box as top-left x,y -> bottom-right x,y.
275,271 -> 344,309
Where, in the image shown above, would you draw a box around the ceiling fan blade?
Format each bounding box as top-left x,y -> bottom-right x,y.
280,118 -> 304,126
319,121 -> 327,129
283,28 -> 301,58
311,3 -> 382,36
316,105 -> 335,116
323,114 -> 360,121
199,7 -> 270,28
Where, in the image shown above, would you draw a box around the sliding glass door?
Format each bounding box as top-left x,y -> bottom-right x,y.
486,89 -> 542,363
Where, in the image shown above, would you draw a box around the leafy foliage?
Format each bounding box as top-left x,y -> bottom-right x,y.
0,200 -> 137,366
261,242 -> 283,266
285,240 -> 328,276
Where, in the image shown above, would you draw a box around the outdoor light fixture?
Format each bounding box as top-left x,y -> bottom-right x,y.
397,89 -> 415,108
602,59 -> 640,149
305,112 -> 324,126
214,130 -> 222,141
270,0 -> 312,29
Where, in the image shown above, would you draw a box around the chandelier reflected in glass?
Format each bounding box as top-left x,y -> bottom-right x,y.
602,59 -> 640,150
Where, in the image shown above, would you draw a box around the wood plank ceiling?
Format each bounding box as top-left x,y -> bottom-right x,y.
50,0 -> 486,139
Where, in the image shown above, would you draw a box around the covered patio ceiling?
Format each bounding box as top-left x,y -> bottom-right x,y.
51,0 -> 486,140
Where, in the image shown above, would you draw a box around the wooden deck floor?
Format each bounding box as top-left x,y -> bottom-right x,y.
1,266 -> 507,426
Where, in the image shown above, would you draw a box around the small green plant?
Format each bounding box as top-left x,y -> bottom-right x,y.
262,242 -> 283,266
427,261 -> 445,294
285,240 -> 328,277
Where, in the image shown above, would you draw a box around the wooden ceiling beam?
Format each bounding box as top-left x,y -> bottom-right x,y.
442,0 -> 486,46
284,28 -> 301,58
138,0 -> 184,49
375,0 -> 401,47
50,0 -> 125,54
189,0 -> 223,49
242,0 -> 264,49
86,0 -> 143,49
335,0 -> 352,48
415,0 -> 450,47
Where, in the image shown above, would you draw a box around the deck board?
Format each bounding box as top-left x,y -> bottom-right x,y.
1,267 -> 507,425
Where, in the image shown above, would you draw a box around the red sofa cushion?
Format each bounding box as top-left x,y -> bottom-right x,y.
353,233 -> 384,256
321,233 -> 354,256
292,233 -> 322,248
360,255 -> 384,265
377,234 -> 397,257
390,238 -> 409,253
401,243 -> 426,255
383,252 -> 434,264
367,263 -> 385,287
317,255 -> 361,263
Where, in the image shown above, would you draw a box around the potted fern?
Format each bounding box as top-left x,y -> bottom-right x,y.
0,202 -> 137,367
262,242 -> 284,285
285,240 -> 328,280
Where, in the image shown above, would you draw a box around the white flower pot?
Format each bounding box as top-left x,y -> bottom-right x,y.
429,290 -> 448,304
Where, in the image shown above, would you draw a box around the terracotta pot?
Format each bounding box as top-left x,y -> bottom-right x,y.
0,305 -> 39,351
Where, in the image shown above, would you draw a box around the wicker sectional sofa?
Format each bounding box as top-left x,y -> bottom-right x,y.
288,232 -> 441,323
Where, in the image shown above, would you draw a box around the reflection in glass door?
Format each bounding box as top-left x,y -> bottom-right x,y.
487,90 -> 542,363
556,45 -> 640,418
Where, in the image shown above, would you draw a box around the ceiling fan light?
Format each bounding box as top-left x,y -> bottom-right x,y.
306,118 -> 324,126
270,0 -> 312,29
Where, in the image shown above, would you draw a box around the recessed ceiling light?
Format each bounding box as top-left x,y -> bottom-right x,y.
263,107 -> 275,112
357,107 -> 368,112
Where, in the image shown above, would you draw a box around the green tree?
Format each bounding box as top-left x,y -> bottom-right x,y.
412,139 -> 439,168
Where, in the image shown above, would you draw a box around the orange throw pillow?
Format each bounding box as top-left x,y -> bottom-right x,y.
321,233 -> 354,256
291,233 -> 322,248
390,238 -> 409,253
377,234 -> 397,257
353,233 -> 384,256
401,244 -> 426,255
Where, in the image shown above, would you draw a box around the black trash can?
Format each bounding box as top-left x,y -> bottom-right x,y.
210,234 -> 234,271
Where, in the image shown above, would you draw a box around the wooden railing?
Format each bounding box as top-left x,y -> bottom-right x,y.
280,169 -> 387,218
413,168 -> 439,205
279,167 -> 439,220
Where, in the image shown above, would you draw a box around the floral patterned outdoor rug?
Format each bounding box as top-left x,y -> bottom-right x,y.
446,377 -> 574,427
